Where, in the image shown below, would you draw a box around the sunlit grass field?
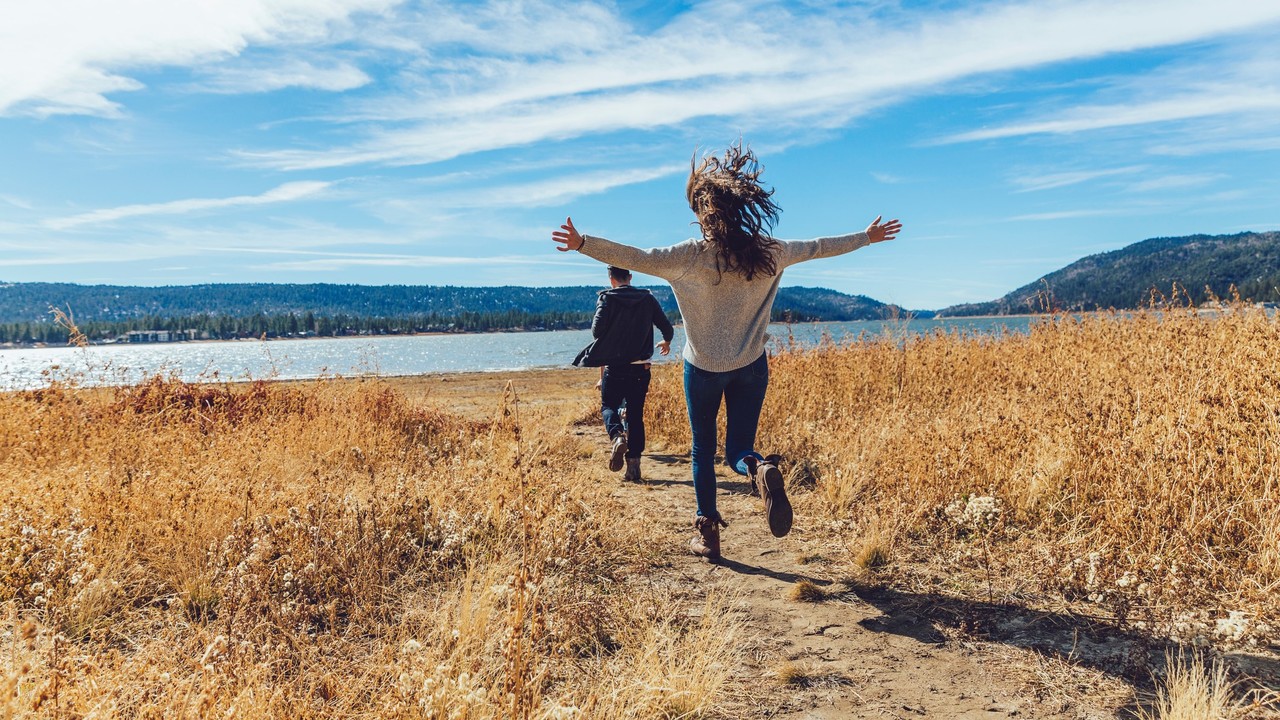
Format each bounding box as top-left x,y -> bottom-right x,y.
1,377 -> 739,718
646,306 -> 1280,642
3,305 -> 1279,717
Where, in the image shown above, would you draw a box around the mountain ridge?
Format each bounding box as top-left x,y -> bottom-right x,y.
0,282 -> 910,324
938,230 -> 1280,316
0,283 -> 914,344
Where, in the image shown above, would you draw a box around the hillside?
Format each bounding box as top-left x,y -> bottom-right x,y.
0,282 -> 910,344
938,230 -> 1280,316
0,282 -> 906,324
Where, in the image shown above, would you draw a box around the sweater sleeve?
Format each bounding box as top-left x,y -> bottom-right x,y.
579,234 -> 698,282
778,232 -> 871,269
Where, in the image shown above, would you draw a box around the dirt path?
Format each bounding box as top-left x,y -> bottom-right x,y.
403,369 -> 1129,718
575,430 -> 1124,719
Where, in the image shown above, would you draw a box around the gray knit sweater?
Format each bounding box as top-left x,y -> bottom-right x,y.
578,232 -> 871,372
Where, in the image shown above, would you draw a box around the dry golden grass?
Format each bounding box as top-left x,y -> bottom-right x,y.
1138,651 -> 1234,720
773,661 -> 811,687
647,306 -> 1280,644
6,303 -> 1280,717
0,376 -> 739,719
788,580 -> 826,603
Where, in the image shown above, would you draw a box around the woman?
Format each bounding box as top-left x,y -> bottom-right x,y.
552,143 -> 901,560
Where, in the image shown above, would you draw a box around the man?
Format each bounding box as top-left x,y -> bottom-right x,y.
574,265 -> 674,481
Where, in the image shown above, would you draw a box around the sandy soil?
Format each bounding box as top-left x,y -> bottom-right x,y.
384,367 -> 598,423
390,369 -> 1276,719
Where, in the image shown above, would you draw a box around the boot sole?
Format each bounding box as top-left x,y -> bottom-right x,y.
609,437 -> 628,472
762,465 -> 792,537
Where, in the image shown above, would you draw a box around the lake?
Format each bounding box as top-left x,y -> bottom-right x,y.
0,316 -> 1037,391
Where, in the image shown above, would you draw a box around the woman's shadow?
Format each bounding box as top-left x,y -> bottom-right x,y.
837,580 -> 1280,703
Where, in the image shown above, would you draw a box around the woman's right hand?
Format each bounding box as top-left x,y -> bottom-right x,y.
866,216 -> 902,244
552,217 -> 584,252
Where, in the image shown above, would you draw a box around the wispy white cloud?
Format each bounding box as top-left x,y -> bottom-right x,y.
939,45 -> 1280,148
871,172 -> 907,185
44,181 -> 331,230
237,0 -> 1280,170
438,165 -> 684,209
1126,173 -> 1224,192
943,90 -> 1280,143
196,58 -> 372,94
0,0 -> 397,117
0,242 -> 193,267
1010,166 -> 1147,192
1146,135 -> 1280,157
0,195 -> 33,210
356,164 -> 685,232
980,256 -> 1084,268
254,254 -> 584,272
1005,208 -> 1130,222
9,0 -> 1280,166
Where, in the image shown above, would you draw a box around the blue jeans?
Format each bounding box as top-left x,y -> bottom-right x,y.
601,364 -> 650,458
683,353 -> 768,518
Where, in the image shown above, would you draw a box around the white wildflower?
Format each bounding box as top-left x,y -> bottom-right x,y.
200,634 -> 228,665
1215,611 -> 1250,643
1086,552 -> 1101,589
946,495 -> 1003,530
544,702 -> 581,719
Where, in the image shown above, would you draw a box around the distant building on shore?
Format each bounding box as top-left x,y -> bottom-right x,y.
126,329 -> 199,343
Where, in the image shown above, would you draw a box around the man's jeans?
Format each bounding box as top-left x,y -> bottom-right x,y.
602,364 -> 651,459
683,353 -> 768,518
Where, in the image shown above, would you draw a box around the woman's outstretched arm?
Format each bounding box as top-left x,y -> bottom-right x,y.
551,216 -> 697,281
779,216 -> 902,268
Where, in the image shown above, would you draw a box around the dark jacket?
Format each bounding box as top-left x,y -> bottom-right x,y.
573,285 -> 675,367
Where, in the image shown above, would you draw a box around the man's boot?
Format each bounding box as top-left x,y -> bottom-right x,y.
745,455 -> 792,538
689,514 -> 728,561
624,457 -> 642,482
608,434 -> 628,472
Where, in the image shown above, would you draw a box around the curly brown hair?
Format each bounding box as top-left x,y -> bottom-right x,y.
686,142 -> 782,281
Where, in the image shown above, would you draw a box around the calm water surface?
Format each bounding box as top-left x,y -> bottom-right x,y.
0,317 -> 1037,391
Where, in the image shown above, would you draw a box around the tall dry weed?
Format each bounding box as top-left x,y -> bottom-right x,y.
1138,651 -> 1235,720
0,374 -> 737,718
646,307 -> 1280,642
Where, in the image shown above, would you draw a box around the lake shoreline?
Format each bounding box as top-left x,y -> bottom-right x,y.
0,316 -> 1044,392
0,313 -> 1065,351
0,326 -> 580,350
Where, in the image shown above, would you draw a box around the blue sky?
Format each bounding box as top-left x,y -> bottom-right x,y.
2,0 -> 1279,311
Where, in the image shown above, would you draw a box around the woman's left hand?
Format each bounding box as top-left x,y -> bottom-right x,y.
552,217 -> 584,251
866,216 -> 903,244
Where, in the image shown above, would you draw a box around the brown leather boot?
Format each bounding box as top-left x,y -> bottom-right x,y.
689,514 -> 728,561
624,457 -> 642,482
608,434 -> 628,472
746,455 -> 792,538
